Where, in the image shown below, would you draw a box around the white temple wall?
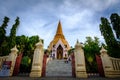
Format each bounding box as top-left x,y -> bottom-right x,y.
51,39 -> 67,59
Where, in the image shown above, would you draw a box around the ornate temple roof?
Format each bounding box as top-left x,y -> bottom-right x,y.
48,21 -> 70,51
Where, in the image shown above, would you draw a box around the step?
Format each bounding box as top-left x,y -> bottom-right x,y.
46,59 -> 72,77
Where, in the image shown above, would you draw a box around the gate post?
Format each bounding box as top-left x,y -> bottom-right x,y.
6,46 -> 18,76
74,40 -> 87,78
30,40 -> 44,77
100,46 -> 113,77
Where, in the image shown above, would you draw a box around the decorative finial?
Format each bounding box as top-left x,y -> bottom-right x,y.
77,39 -> 79,44
11,45 -> 18,52
100,46 -> 107,53
75,39 -> 83,48
35,39 -> 43,47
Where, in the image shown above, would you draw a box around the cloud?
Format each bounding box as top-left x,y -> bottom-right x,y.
60,10 -> 94,30
0,0 -> 120,48
62,0 -> 119,12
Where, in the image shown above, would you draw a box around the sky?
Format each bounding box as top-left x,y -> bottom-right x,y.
0,0 -> 120,49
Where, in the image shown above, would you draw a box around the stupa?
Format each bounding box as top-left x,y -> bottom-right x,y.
48,21 -> 70,59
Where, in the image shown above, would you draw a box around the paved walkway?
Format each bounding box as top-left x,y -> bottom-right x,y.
0,76 -> 120,80
46,59 -> 72,76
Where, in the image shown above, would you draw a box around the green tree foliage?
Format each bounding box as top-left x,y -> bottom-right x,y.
1,17 -> 20,56
0,17 -> 40,57
16,35 -> 40,58
9,17 -> 20,48
68,48 -> 74,55
83,36 -> 101,73
23,35 -> 39,58
0,17 -> 9,45
16,35 -> 29,53
84,37 -> 100,55
16,35 -> 40,73
0,17 -> 42,73
0,17 -> 9,55
21,56 -> 31,67
20,56 -> 31,72
1,36 -> 10,56
99,14 -> 120,58
110,13 -> 120,40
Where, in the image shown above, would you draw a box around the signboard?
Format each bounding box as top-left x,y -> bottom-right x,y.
0,61 -> 11,76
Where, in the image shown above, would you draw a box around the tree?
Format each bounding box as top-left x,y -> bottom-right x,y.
0,17 -> 9,45
20,56 -> 31,73
16,35 -> 29,53
68,48 -> 74,55
9,17 -> 20,48
0,17 -> 42,73
17,35 -> 40,73
16,35 -> 40,57
110,13 -> 120,40
99,15 -> 120,58
0,17 -> 20,56
84,37 -> 100,54
0,17 -> 9,55
83,36 -> 101,73
23,35 -> 39,58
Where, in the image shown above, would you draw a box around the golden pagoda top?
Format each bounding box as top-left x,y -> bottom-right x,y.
54,21 -> 65,40
56,21 -> 63,35
48,21 -> 70,51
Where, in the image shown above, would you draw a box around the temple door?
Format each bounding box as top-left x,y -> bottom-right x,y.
57,45 -> 63,59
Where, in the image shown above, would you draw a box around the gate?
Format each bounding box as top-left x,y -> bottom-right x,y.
13,53 -> 23,76
71,53 -> 76,77
42,54 -> 47,77
96,55 -> 104,77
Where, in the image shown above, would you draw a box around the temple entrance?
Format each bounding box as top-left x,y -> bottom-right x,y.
57,45 -> 63,59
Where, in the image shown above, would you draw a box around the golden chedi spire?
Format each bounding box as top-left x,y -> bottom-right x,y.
54,21 -> 65,39
56,21 -> 63,35
48,21 -> 70,51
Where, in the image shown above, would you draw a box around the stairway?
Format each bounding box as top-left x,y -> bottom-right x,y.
46,59 -> 72,77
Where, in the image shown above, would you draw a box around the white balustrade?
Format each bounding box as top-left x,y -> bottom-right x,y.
0,56 -> 9,69
100,47 -> 120,78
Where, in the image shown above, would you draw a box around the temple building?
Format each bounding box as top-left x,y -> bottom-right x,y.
48,21 -> 70,59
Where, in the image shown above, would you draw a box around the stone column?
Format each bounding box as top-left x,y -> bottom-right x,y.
74,40 -> 87,78
30,40 -> 44,77
6,46 -> 18,76
100,46 -> 113,77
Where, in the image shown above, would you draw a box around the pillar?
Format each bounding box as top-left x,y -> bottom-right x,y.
100,46 -> 113,77
6,46 -> 18,76
74,40 -> 87,78
30,40 -> 44,77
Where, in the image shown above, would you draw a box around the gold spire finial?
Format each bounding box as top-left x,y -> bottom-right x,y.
56,21 -> 63,35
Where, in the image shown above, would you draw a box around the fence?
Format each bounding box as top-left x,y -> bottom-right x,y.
0,46 -> 18,76
104,57 -> 120,77
100,47 -> 120,78
110,57 -> 120,71
0,56 -> 9,70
